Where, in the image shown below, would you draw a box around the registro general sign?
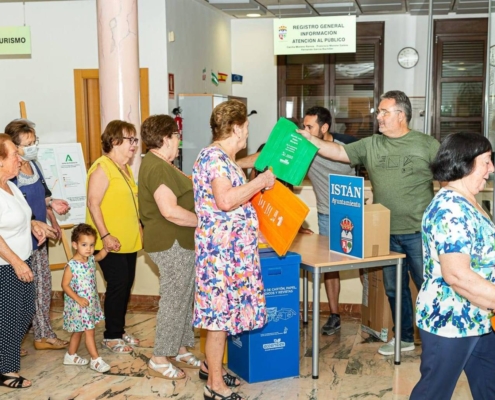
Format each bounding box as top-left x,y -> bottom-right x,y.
273,16 -> 356,55
0,26 -> 31,55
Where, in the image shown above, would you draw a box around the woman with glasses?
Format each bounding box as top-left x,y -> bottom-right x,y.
4,119 -> 68,353
86,120 -> 142,354
138,115 -> 200,380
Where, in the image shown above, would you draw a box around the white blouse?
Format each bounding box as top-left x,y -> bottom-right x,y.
0,181 -> 32,265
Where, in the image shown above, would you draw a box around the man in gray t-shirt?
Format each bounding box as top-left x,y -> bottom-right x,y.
303,106 -> 356,337
299,91 -> 440,356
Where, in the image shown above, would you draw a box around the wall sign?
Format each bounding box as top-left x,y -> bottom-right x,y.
0,26 -> 31,55
273,16 -> 356,56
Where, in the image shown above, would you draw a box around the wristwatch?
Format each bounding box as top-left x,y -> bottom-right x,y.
47,198 -> 54,208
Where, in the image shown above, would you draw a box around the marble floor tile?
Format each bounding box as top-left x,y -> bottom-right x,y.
0,311 -> 475,400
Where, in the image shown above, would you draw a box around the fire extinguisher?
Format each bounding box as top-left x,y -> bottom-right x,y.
172,107 -> 183,148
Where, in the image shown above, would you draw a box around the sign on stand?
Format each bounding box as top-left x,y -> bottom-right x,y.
329,174 -> 364,258
38,143 -> 87,225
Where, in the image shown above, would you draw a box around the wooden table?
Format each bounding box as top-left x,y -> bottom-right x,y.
290,234 -> 406,379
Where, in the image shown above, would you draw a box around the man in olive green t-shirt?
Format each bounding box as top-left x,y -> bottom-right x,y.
299,90 -> 440,356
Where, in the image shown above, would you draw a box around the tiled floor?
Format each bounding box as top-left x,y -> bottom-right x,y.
0,310 -> 473,400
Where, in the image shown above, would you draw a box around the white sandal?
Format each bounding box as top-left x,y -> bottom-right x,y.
122,333 -> 140,346
147,359 -> 185,380
102,339 -> 133,354
90,357 -> 111,373
172,352 -> 201,369
63,352 -> 89,366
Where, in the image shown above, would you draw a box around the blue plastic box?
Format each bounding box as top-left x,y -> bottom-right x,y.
227,251 -> 301,383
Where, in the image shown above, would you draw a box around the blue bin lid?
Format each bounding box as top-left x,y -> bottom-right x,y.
259,250 -> 301,267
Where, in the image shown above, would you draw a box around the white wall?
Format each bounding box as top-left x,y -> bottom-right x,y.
166,0 -> 232,112
231,19 -> 278,154
0,0 -> 168,141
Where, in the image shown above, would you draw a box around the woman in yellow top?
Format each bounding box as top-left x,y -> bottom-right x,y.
86,120 -> 142,354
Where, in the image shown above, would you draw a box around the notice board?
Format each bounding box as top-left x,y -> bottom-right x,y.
38,143 -> 87,225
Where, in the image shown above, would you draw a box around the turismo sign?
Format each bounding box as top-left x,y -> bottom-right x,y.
0,26 -> 31,55
273,16 -> 356,55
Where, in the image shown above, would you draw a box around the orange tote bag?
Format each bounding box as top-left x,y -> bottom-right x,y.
251,181 -> 309,256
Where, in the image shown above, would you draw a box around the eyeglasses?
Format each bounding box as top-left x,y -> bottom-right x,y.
17,138 -> 39,148
122,137 -> 139,145
375,109 -> 402,117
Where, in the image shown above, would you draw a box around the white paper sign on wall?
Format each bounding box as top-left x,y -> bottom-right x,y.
273,16 -> 356,56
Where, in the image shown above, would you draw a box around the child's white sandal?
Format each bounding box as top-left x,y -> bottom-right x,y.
90,357 -> 111,373
63,352 -> 89,366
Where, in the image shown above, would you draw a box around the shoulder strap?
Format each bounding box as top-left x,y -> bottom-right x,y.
32,161 -> 52,198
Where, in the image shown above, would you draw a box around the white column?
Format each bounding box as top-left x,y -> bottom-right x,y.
96,0 -> 141,176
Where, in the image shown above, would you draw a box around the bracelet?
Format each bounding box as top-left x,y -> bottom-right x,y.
100,233 -> 110,240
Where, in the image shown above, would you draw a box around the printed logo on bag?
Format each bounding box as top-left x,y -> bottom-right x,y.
340,216 -> 354,254
263,338 -> 285,351
278,26 -> 287,41
231,336 -> 242,349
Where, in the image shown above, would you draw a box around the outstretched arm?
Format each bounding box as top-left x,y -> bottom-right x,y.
297,129 -> 351,164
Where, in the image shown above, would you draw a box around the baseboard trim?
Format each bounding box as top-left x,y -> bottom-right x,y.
51,291 -> 362,317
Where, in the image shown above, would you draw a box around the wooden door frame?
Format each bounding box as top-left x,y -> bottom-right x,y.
73,68 -> 150,164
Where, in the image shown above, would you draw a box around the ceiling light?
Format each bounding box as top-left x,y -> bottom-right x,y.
247,13 -> 261,17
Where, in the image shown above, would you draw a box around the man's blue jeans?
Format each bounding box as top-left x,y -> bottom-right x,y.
383,232 -> 424,343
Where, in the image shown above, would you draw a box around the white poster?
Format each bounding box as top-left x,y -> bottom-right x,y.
274,16 -> 356,56
38,143 -> 87,225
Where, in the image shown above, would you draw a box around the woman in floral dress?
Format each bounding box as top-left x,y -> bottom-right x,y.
411,132 -> 495,399
192,100 -> 275,400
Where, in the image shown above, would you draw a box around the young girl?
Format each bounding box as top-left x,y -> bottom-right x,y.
61,223 -> 110,373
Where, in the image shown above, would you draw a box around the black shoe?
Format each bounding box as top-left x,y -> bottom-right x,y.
199,361 -> 240,387
321,314 -> 341,336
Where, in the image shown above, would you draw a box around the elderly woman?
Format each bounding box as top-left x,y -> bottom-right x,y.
411,132 -> 495,399
192,100 -> 276,400
0,134 -> 53,389
86,120 -> 142,354
5,119 -> 70,352
138,114 -> 199,380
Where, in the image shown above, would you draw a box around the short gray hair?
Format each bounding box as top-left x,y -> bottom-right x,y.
380,90 -> 412,124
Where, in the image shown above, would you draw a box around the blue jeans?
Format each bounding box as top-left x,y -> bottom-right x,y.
383,232 -> 423,343
411,329 -> 495,400
317,212 -> 329,237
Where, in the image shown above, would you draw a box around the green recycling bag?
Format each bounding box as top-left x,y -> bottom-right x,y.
254,117 -> 318,186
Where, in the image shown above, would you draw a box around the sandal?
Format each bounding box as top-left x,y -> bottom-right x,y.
122,333 -> 140,346
0,373 -> 31,389
171,352 -> 201,369
34,337 -> 68,350
102,339 -> 133,354
199,361 -> 240,387
147,359 -> 185,380
89,357 -> 111,373
20,348 -> 28,357
204,385 -> 243,400
63,352 -> 89,366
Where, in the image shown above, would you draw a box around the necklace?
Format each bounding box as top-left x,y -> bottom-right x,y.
150,149 -> 191,179
445,184 -> 489,219
213,141 -> 236,161
105,155 -> 130,179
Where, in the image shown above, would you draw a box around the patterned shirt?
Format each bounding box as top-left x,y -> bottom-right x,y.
416,188 -> 495,337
